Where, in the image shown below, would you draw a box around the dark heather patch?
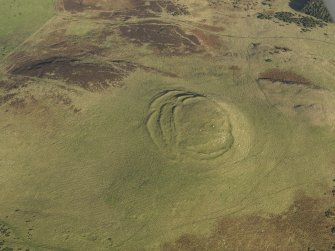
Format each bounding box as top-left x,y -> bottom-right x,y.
9,57 -> 137,91
0,93 -> 16,106
102,0 -> 161,19
119,21 -> 202,55
63,0 -> 88,12
65,0 -> 189,17
0,78 -> 27,91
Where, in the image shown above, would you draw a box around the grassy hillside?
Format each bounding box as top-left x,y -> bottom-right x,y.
0,0 -> 334,250
0,0 -> 55,60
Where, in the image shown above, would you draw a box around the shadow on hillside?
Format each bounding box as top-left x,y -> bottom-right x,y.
289,0 -> 309,11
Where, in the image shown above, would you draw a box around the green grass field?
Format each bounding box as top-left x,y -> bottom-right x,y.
0,0 -> 55,60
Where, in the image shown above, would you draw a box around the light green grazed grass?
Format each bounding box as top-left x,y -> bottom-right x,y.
0,59 -> 333,250
0,0 -> 55,60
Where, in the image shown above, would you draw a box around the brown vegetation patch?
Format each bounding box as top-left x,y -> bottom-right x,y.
63,0 -> 86,11
63,0 -> 131,12
208,0 -> 258,11
119,21 -> 202,55
9,97 -> 26,110
0,77 -> 27,91
198,23 -> 225,32
0,77 -> 32,107
35,26 -> 105,57
64,0 -> 189,17
248,43 -> 292,57
98,7 -> 158,20
274,45 -> 292,52
9,57 -> 137,91
163,193 -> 335,251
158,0 -> 189,16
192,29 -> 222,48
229,65 -> 240,71
46,36 -> 103,58
62,0 -> 134,12
0,93 -> 16,106
7,56 -> 177,92
96,0 -> 160,19
258,75 -> 335,127
98,0 -> 189,20
258,69 -> 314,87
1,88 -> 81,113
4,29 -> 104,73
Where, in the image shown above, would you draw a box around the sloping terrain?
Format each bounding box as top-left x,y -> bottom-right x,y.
0,0 -> 334,250
0,0 -> 55,61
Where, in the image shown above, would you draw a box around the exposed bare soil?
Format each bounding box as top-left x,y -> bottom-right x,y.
119,21 -> 202,55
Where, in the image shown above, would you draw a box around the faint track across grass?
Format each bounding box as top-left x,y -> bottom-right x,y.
0,0 -> 65,71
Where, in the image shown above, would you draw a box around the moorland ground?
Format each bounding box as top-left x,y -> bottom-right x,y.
0,0 -> 55,61
0,0 -> 335,250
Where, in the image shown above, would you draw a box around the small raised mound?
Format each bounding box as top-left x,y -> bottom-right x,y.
146,90 -> 234,160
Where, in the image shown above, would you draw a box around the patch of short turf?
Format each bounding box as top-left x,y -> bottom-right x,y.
0,0 -> 55,60
0,219 -> 67,251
